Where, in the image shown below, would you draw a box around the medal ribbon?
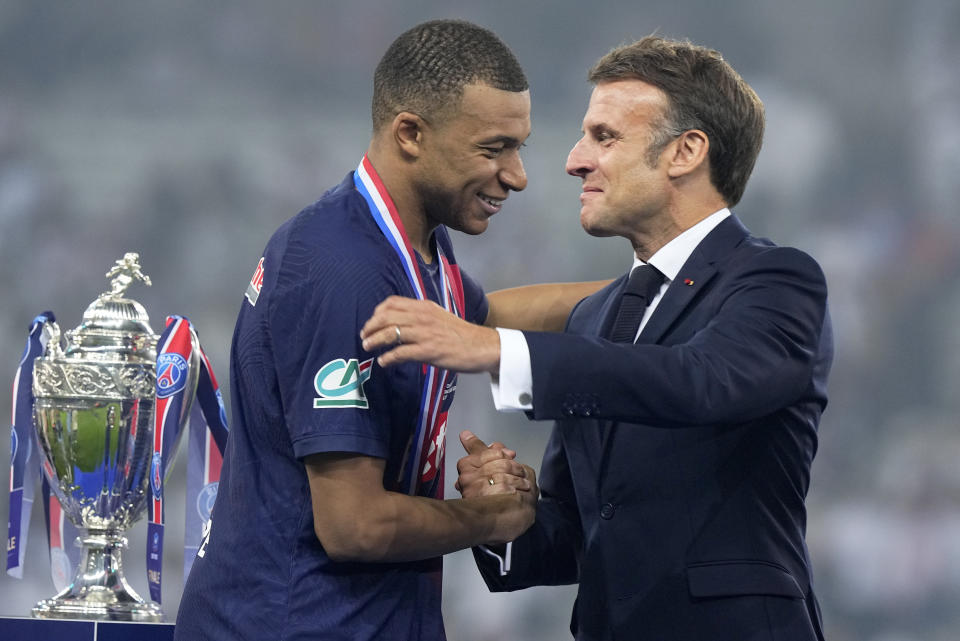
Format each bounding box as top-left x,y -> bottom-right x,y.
6,312 -> 54,577
354,155 -> 464,498
147,315 -> 229,603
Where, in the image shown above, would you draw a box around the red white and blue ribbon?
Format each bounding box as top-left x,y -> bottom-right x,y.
354,155 -> 464,500
6,312 -> 54,578
147,315 -> 228,603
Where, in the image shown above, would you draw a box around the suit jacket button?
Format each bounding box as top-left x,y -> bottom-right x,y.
600,503 -> 616,520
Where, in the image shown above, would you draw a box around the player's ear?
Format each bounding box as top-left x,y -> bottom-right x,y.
392,112 -> 426,159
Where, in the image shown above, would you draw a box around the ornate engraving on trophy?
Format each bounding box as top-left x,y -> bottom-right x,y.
34,361 -> 156,399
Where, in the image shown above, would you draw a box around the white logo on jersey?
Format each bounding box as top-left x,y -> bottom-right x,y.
313,358 -> 374,409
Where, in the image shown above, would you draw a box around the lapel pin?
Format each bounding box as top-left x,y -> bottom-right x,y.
683,278 -> 694,286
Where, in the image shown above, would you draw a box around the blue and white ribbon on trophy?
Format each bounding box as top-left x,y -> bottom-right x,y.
7,312 -> 56,578
7,312 -> 83,592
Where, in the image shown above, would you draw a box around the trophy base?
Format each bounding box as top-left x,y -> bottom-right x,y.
32,597 -> 163,622
31,532 -> 164,622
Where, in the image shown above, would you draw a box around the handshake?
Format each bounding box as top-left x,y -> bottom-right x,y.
454,429 -> 539,545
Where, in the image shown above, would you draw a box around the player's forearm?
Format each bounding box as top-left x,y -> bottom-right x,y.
485,281 -> 610,332
321,492 -> 532,563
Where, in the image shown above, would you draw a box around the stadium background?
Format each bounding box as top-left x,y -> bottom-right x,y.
1,1 -> 958,639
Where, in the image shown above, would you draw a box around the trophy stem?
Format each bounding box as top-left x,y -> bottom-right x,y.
32,531 -> 164,621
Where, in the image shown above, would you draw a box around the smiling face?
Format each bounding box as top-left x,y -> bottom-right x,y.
415,83 -> 531,235
565,79 -> 676,242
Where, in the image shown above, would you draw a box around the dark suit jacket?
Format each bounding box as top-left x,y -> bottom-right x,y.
475,215 -> 833,641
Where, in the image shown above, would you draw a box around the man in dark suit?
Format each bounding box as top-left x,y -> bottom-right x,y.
361,35 -> 833,641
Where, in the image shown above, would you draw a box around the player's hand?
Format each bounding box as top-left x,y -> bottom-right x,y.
360,296 -> 501,374
455,430 -> 535,497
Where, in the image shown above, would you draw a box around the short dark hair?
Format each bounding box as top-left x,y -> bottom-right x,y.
372,20 -> 528,131
589,36 -> 765,207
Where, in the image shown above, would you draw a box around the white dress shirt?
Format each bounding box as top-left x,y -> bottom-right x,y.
491,208 -> 731,411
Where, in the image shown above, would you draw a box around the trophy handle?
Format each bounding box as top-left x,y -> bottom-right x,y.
39,319 -> 64,360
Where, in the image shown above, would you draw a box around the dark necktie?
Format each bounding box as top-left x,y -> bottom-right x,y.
607,264 -> 665,343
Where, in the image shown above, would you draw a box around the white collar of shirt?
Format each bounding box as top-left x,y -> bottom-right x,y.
491,207 -> 733,415
632,208 -> 731,281
627,207 -> 730,337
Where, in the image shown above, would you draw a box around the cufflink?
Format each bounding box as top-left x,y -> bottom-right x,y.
519,392 -> 532,405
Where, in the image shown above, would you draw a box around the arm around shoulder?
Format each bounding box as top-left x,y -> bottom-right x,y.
486,280 -> 612,332
523,245 -> 831,426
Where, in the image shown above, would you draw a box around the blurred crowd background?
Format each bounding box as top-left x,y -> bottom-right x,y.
2,1 -> 959,639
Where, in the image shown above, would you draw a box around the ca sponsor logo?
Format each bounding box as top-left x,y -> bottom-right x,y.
313,358 -> 373,409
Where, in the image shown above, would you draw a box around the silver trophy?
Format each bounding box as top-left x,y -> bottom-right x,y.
30,253 -> 197,620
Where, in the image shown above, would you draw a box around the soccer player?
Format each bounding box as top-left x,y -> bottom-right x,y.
174,19 -> 599,641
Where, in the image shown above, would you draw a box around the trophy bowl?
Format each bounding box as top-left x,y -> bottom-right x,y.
30,253 -> 196,621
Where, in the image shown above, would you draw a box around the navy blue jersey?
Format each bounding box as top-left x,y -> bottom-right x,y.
175,172 -> 487,641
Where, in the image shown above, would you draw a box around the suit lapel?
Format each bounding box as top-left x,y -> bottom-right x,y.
596,273 -> 629,339
639,215 -> 749,344
598,215 -> 751,483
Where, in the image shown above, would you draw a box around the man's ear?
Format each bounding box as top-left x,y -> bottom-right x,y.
666,129 -> 709,178
392,111 -> 427,159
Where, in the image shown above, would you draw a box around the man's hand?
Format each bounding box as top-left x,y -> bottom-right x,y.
453,430 -> 539,544
454,430 -> 528,497
360,296 -> 502,374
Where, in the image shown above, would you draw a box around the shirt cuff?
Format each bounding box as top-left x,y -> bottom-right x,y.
490,328 -> 533,411
477,542 -> 512,576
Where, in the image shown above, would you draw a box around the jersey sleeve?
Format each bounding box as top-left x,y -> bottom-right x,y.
459,266 -> 489,325
267,227 -> 407,461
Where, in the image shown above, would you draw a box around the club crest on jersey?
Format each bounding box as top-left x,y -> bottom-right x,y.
156,353 -> 188,398
313,358 -> 373,409
245,257 -> 265,306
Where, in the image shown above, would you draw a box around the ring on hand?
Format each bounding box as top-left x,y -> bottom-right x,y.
488,477 -> 495,486
395,326 -> 403,345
